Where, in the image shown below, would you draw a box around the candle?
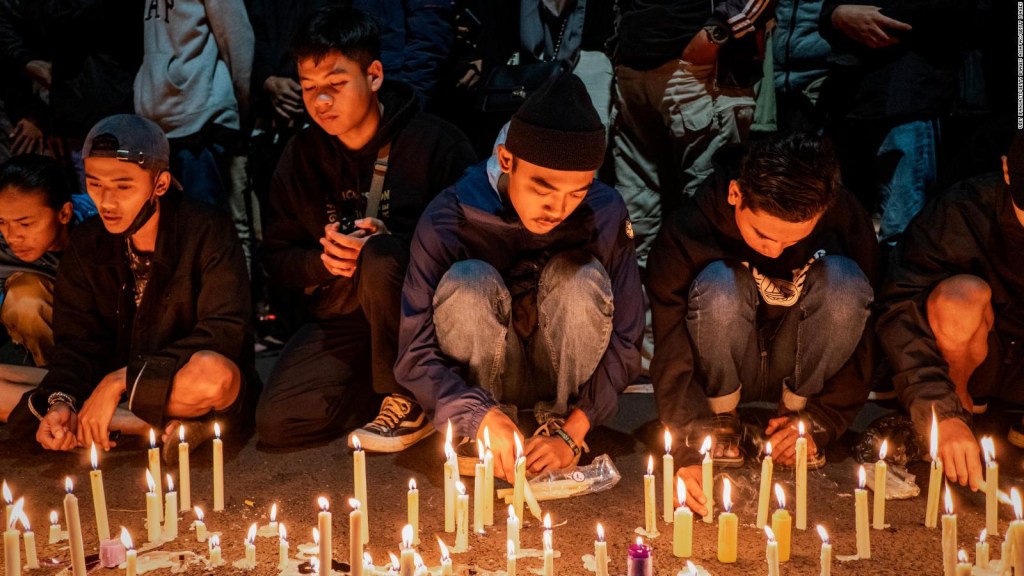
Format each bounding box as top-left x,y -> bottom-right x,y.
455,482 -> 469,551
444,422 -> 457,533
673,478 -> 692,558
771,483 -> 792,562
873,439 -> 888,530
542,516 -> 553,576
505,539 -> 515,576
209,534 -> 223,566
627,537 -> 652,576
164,475 -> 178,540
278,524 -> 289,569
16,509 -> 38,570
144,470 -> 161,544
5,499 -> 22,576
3,481 -> 12,528
757,442 -> 773,529
925,408 -> 943,528
506,505 -> 520,555
245,523 -> 257,569
1009,489 -> 1024,576
795,421 -> 807,531
400,525 -> 415,576
955,549 -> 971,576
408,479 -> 419,545
483,428 -> 495,526
663,430 -> 674,523
977,529 -> 989,569
717,478 -> 738,564
318,497 -> 331,576
147,430 -> 164,521
352,435 -> 369,545
855,466 -> 870,559
817,525 -> 832,576
700,436 -> 713,524
178,425 -> 191,512
595,524 -> 609,576
121,528 -> 137,576
982,437 -> 999,536
213,423 -> 224,512
194,507 -> 208,542
363,552 -> 375,576
474,441 -> 486,534
47,511 -> 60,544
89,444 -> 112,541
439,539 -> 452,576
643,455 -> 657,535
349,499 -> 362,576
64,479 -> 86,576
942,485 -> 956,576
764,526 -> 779,576
512,433 -> 526,523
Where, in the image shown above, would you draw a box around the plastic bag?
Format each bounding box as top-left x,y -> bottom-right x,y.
863,462 -> 921,500
498,455 -> 621,504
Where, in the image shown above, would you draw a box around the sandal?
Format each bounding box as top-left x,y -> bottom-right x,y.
706,412 -> 745,468
162,418 -> 215,466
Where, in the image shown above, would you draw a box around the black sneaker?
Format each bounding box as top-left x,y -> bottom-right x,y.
349,395 -> 434,452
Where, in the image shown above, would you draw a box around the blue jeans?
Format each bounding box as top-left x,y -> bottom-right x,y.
432,253 -> 614,416
170,142 -> 229,212
876,120 -> 938,245
686,256 -> 872,413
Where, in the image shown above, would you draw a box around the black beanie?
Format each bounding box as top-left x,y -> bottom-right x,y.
504,73 -> 606,172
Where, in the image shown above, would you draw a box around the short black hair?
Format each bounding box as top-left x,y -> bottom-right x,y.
291,5 -> 381,71
0,154 -> 75,210
736,133 -> 841,223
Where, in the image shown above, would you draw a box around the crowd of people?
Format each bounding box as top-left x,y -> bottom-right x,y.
0,0 -> 1017,509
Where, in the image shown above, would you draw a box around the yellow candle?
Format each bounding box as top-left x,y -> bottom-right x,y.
349,500 -> 362,576
47,511 -> 60,544
245,523 -> 257,569
595,524 -> 609,576
542,516 -> 553,576
484,428 -> 495,526
121,528 -> 136,576
512,433 -> 526,523
194,507 -> 208,542
505,540 -> 515,576
925,408 -> 942,528
955,549 -> 971,576
855,466 -> 870,559
213,423 -> 224,512
318,497 -> 331,576
817,525 -> 832,576
407,480 -> 419,545
89,444 -> 111,541
278,524 -> 289,569
145,470 -> 161,544
164,475 -> 178,540
874,440 -> 888,530
399,525 -> 414,576
63,479 -> 86,576
178,425 -> 191,512
717,478 -> 737,563
5,499 -> 22,576
506,505 -> 520,555
942,486 -> 956,576
977,529 -> 989,569
455,482 -> 469,552
444,423 -> 457,533
771,484 -> 792,562
350,436 -> 368,545
643,456 -> 658,535
474,441 -> 486,534
795,421 -> 807,531
765,526 -> 779,576
663,430 -> 674,523
439,539 -> 452,576
673,479 -> 692,558
209,534 -> 223,566
982,437 -> 998,536
756,442 -> 773,529
700,436 -> 713,524
147,430 -> 164,522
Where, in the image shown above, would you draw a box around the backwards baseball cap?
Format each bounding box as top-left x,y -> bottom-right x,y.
1008,130 -> 1024,210
82,114 -> 172,175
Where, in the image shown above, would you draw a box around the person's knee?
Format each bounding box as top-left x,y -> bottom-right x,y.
927,275 -> 992,344
805,256 -> 873,326
539,252 -> 613,314
687,260 -> 757,317
358,234 -> 409,286
1,272 -> 52,332
179,351 -> 241,411
434,259 -> 506,312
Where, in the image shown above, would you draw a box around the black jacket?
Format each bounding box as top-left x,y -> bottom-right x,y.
877,174 -> 1024,434
29,192 -> 255,417
648,146 -> 878,464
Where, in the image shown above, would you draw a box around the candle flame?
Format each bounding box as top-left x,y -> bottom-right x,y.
120,527 -> 134,550
270,503 -> 278,523
484,427 -> 491,451
945,484 -> 953,515
210,534 -> 221,549
514,433 -> 523,459
409,479 -> 416,491
150,429 -> 156,448
403,524 -> 413,548
65,477 -> 73,494
647,455 -> 654,476
686,560 -> 697,576
798,421 -> 805,437
764,525 -> 775,542
597,523 -> 604,542
438,538 -> 450,562
16,508 -> 29,532
194,507 -> 205,522
446,420 -> 453,445
508,504 -> 516,521
310,557 -> 319,572
413,552 -> 424,568
665,429 -> 672,453
313,528 -> 319,545
388,552 -> 400,570
2,480 -> 10,503
982,437 -> 995,464
879,439 -> 888,461
246,523 -> 258,544
958,549 -> 968,563
50,511 -> 58,526
166,474 -> 174,492
930,407 -> 939,462
279,523 -> 287,542
348,498 -> 359,511
858,466 -> 866,489
980,528 -> 987,543
507,539 -> 515,559
179,424 -> 185,444
1013,488 -> 1022,520
542,530 -> 552,551
91,443 -> 98,469
214,422 -> 221,439
765,442 -> 772,457
723,478 -> 732,512
145,469 -> 156,493
318,496 -> 329,511
363,552 -> 373,566
774,483 -> 786,509
677,478 -> 687,509
456,481 -> 466,496
478,439 -> 485,462
352,434 -> 362,451
816,525 -> 829,544
543,513 -> 552,530
636,537 -> 643,546
444,442 -> 455,461
8,498 -> 24,530
700,435 -> 712,455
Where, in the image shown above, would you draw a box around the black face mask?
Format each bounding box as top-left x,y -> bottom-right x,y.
115,176 -> 161,240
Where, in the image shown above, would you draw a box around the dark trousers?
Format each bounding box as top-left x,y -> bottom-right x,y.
255,234 -> 409,448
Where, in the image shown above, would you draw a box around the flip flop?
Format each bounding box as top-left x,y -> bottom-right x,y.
706,412 -> 745,468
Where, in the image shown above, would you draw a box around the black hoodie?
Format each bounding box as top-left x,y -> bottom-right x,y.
647,145 -> 878,465
260,81 -> 476,300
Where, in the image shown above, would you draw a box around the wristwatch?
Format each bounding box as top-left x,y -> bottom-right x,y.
703,24 -> 730,45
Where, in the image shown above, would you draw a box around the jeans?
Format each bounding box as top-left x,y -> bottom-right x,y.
875,120 -> 938,245
687,256 -> 872,413
432,253 -> 614,416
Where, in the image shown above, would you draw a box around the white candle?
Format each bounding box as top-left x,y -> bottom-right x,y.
873,439 -> 888,530
408,479 -> 420,545
121,528 -> 137,576
348,499 -> 362,576
245,523 -> 257,569
795,421 -> 807,531
438,539 -> 452,576
855,466 -> 870,559
209,534 -> 223,566
673,479 -> 692,558
483,428 -> 495,526
474,441 -> 486,534
643,455 -> 657,535
444,423 -> 457,533
512,433 -> 526,523
765,526 -> 779,576
278,524 -> 289,569
817,525 -> 832,576
213,423 -> 224,512
147,430 -> 164,522
318,497 -> 331,576
756,442 -> 773,529
63,479 -> 86,576
955,549 -> 971,576
400,525 -> 415,576
595,524 -> 608,576
164,475 -> 178,540
47,511 -> 60,544
700,436 -> 713,524
505,540 -> 515,576
145,470 -> 161,544
942,484 -> 956,576
1009,490 -> 1024,576
506,505 -> 520,555
925,408 -> 943,528
194,507 -> 208,542
89,444 -> 111,541
5,499 -> 22,576
18,511 -> 38,570
352,435 -> 368,544
663,430 -> 674,523
977,529 -> 989,569
178,425 -> 191,512
982,437 -> 999,536
455,482 -> 469,551
542,515 -> 553,576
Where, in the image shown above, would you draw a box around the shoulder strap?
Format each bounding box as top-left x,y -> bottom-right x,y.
365,142 -> 390,219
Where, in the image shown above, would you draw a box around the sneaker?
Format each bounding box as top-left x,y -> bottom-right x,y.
349,395 -> 435,452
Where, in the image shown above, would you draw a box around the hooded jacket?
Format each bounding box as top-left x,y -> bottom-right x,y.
395,163 -> 645,439
647,145 -> 878,464
773,0 -> 830,94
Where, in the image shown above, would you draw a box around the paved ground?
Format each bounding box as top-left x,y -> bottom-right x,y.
2,352 -> 1023,576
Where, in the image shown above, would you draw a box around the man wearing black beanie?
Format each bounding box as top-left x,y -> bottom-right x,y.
396,74 -> 644,479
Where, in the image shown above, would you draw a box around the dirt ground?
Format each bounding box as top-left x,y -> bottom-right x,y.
2,369 -> 1023,576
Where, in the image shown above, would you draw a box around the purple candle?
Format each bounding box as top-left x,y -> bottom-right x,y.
627,537 -> 652,576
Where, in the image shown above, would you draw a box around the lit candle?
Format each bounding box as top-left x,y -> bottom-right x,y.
977,529 -> 989,569
982,437 -> 999,536
483,428 -> 495,526
213,423 -> 224,512
400,524 -> 415,576
194,507 -> 208,542
363,551 -> 375,576
855,466 -> 870,559
673,479 -> 692,558
121,527 -> 137,576
4,499 -> 22,576
144,470 -> 161,544
146,430 -> 164,522
764,526 -> 779,576
3,481 -> 12,528
278,524 -> 289,569
817,525 -> 831,576
164,475 -> 178,540
663,430 -> 674,524
438,539 -> 452,576
506,505 -> 520,555
595,524 -> 609,576
942,485 -> 957,576
643,456 -> 658,535
349,499 -> 362,576
209,534 -> 223,567
444,422 -> 457,533
542,515 -> 553,576
352,435 -> 369,545
1009,489 -> 1024,576
700,436 -> 713,524
717,478 -> 737,564
318,497 -> 331,576
955,549 -> 971,576
474,441 -> 486,534
178,425 -> 191,512
505,539 -> 515,576
684,560 -> 697,576
89,444 -> 112,541
771,484 -> 792,562
925,408 -> 943,528
64,479 -> 86,576
17,511 -> 38,570
627,537 -> 652,576
873,439 -> 888,530
512,433 -> 526,523
455,482 -> 469,551
47,511 -> 61,544
756,442 -> 773,529
795,421 -> 807,531
413,553 -> 428,576
408,480 -> 419,545
245,523 -> 257,569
